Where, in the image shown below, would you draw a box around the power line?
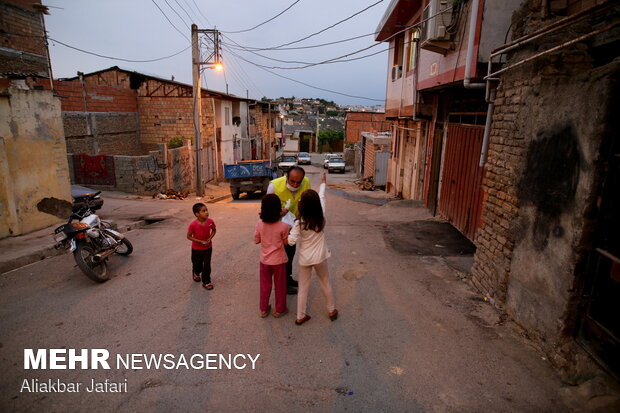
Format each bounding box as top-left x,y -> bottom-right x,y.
181,0 -> 208,27
228,0 -> 385,51
225,47 -> 383,102
222,45 -> 265,97
190,0 -> 212,26
221,0 -> 303,34
49,37 -> 191,63
174,0 -> 195,25
222,35 -> 385,69
162,0 -> 191,29
151,0 -> 190,41
224,31 -> 377,52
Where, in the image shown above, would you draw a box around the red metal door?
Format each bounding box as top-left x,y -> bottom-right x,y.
438,123 -> 485,241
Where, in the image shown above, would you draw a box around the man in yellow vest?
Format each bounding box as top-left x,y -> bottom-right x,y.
267,166 -> 311,295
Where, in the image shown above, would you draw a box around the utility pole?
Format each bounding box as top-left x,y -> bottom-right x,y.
191,24 -> 203,196
315,111 -> 320,153
191,25 -> 221,196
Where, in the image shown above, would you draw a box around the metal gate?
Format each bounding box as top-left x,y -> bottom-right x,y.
438,123 -> 485,241
374,151 -> 390,186
579,128 -> 620,378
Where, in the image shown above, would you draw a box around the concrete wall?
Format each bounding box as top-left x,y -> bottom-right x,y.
0,86 -> 71,237
67,143 -> 195,196
53,80 -> 141,155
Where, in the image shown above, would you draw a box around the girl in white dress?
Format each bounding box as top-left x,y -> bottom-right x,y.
288,173 -> 338,325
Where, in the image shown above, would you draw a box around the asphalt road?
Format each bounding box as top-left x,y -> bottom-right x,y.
0,165 -> 578,412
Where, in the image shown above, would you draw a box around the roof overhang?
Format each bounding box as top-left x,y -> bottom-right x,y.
375,0 -> 423,42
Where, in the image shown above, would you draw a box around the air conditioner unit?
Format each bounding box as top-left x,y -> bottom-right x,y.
420,0 -> 452,54
391,65 -> 403,81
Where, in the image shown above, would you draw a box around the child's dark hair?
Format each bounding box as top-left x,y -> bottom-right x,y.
298,189 -> 325,232
260,194 -> 282,223
192,202 -> 206,215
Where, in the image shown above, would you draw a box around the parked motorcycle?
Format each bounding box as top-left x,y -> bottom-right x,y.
53,191 -> 133,282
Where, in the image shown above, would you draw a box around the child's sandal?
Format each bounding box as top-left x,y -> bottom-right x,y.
261,305 -> 271,318
193,274 -> 201,282
203,283 -> 214,290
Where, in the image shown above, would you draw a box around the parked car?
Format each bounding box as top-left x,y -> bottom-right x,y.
71,185 -> 104,212
277,155 -> 298,173
323,153 -> 341,169
327,157 -> 346,174
297,152 -> 311,165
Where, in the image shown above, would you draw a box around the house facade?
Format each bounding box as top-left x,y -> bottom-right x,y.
53,67 -> 278,187
0,0 -> 72,237
377,0 -> 620,379
376,0 -> 520,240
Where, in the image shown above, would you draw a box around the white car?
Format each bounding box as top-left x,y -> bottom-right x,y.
327,157 -> 345,174
277,155 -> 297,173
323,154 -> 341,169
297,152 -> 311,165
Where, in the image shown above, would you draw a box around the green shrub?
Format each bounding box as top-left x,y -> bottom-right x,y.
168,136 -> 184,149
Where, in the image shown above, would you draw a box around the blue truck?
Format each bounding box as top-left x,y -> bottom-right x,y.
223,160 -> 276,200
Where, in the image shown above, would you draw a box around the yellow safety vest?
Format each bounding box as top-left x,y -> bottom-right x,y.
271,175 -> 310,218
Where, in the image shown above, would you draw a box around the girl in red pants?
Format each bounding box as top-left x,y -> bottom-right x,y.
254,194 -> 290,318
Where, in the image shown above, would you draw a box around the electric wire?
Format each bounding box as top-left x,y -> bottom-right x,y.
226,0 -> 385,51
223,31 -> 377,52
221,46 -> 263,97
222,45 -> 266,97
162,0 -> 191,29
225,51 -> 265,98
174,0 -> 195,26
224,47 -> 382,102
190,0 -> 212,26
222,35 -> 386,69
48,37 -> 191,63
221,0 -> 303,34
151,0 -> 190,41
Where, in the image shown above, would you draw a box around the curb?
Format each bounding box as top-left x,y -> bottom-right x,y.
205,194 -> 232,203
0,246 -> 67,275
0,220 -> 145,276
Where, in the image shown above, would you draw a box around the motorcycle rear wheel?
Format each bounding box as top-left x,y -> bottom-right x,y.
115,238 -> 133,256
73,243 -> 109,283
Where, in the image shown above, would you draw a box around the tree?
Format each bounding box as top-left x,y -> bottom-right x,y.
318,129 -> 344,148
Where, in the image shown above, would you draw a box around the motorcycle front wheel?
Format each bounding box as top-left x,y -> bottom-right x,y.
73,243 -> 109,283
114,238 -> 133,256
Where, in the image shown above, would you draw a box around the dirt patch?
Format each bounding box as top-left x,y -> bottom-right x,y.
383,221 -> 476,256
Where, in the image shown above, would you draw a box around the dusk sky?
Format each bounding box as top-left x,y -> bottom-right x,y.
44,0 -> 390,106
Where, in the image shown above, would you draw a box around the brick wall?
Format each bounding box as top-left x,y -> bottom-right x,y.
138,96 -> 215,152
55,81 -> 138,112
363,139 -> 375,179
345,112 -> 389,143
470,77 -> 526,302
0,1 -> 48,76
470,1 -> 617,367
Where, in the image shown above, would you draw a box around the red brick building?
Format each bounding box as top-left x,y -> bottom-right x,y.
344,111 -> 389,144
